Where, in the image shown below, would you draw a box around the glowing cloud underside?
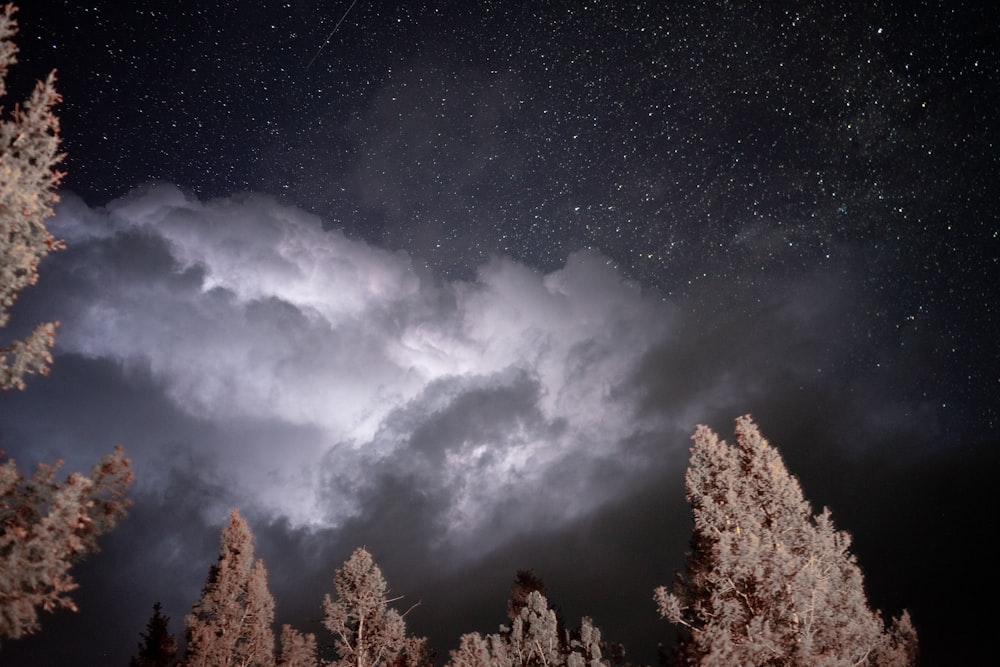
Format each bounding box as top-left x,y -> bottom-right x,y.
48,185 -> 675,546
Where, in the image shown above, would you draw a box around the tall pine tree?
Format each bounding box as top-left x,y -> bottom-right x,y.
322,547 -> 426,667
182,509 -> 275,667
655,415 -> 918,666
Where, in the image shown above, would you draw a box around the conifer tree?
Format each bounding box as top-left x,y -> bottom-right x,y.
0,3 -> 64,390
505,591 -> 561,667
278,624 -> 318,667
0,4 -> 133,643
243,559 -> 277,663
565,617 -> 608,667
447,590 -> 615,667
130,602 -> 179,667
506,571 -> 570,657
447,633 -> 494,667
507,570 -> 546,622
0,446 -> 132,642
391,636 -> 434,667
322,547 -> 425,667
182,509 -> 276,667
655,415 -> 918,666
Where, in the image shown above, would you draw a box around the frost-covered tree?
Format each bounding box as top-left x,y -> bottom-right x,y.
655,415 -> 918,666
447,590 -> 614,667
0,3 -> 133,645
565,617 -> 611,667
322,547 -> 426,667
278,624 -> 318,667
0,3 -> 65,390
130,602 -> 179,667
390,636 -> 434,667
448,632 -> 494,667
243,559 -> 277,664
0,446 -> 132,642
182,509 -> 275,667
504,591 -> 561,667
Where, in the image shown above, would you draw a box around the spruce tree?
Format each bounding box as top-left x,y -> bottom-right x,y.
0,3 -> 64,390
447,590 -> 615,667
0,446 -> 132,642
447,633 -> 493,667
322,547 -> 425,667
130,602 -> 179,667
504,591 -> 561,667
182,509 -> 276,667
565,617 -> 617,667
655,415 -> 918,666
390,636 -> 434,667
277,624 -> 318,667
243,559 -> 277,663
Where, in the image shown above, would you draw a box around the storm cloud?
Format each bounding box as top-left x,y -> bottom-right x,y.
15,185 -> 683,546
0,185 -> 957,664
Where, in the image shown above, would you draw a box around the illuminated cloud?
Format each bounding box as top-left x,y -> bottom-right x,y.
43,185 -> 674,545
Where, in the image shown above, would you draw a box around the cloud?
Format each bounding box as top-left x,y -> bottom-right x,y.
30,185 -> 675,549
10,185 -> 951,557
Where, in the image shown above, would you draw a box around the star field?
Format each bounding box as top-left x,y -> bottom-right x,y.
1,2 -> 997,664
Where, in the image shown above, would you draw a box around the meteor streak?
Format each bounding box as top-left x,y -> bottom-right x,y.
306,0 -> 360,70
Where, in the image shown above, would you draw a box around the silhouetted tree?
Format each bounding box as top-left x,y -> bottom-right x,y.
655,415 -> 918,666
182,509 -> 275,667
322,547 -> 425,667
507,570 -> 546,622
0,3 -> 133,644
0,2 -> 64,390
278,624 -> 318,667
130,602 -> 178,667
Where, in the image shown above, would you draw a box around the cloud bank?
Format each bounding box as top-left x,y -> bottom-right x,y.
9,184 -> 946,561
33,185 -> 680,552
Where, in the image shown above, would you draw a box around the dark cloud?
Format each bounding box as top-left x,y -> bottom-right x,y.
3,189 -> 677,534
0,185 -> 987,664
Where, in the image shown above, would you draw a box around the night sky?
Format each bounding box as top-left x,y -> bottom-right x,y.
0,1 -> 996,665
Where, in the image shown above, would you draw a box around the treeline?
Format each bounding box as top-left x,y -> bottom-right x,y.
125,417 -> 919,667
129,513 -> 620,667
